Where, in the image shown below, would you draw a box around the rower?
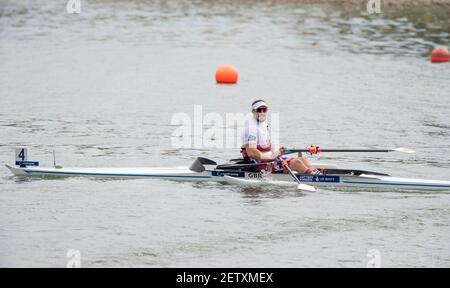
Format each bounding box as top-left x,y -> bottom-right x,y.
241,100 -> 321,175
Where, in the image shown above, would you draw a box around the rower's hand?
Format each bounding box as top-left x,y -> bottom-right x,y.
270,147 -> 285,161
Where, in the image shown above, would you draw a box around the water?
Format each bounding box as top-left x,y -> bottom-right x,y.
1,0 -> 450,267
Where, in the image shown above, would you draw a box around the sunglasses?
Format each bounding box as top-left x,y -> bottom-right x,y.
255,107 -> 268,113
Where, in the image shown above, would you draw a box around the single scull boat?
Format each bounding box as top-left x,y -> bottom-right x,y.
6,154 -> 450,191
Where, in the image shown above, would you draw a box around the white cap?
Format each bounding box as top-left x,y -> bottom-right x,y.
251,100 -> 268,111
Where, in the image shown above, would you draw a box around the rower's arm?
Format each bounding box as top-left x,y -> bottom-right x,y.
245,144 -> 276,161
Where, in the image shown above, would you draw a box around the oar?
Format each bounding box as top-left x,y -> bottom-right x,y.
284,147 -> 415,155
279,158 -> 316,192
216,162 -> 273,170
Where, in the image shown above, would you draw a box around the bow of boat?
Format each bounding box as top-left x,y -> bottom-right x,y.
5,164 -> 26,176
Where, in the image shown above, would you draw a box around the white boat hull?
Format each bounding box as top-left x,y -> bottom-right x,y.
6,164 -> 450,191
5,165 -> 211,181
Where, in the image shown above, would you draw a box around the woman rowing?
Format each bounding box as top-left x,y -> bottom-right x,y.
241,100 -> 321,175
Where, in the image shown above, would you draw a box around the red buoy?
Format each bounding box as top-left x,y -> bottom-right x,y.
431,47 -> 450,63
215,64 -> 238,84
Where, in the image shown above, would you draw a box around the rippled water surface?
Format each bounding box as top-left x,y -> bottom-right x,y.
1,0 -> 450,267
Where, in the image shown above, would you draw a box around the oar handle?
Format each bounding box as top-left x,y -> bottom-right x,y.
216,161 -> 274,169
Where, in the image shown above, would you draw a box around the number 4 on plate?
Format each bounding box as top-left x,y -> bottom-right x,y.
15,148 -> 28,162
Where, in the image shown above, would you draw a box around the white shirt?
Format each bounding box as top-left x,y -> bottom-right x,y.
241,117 -> 271,149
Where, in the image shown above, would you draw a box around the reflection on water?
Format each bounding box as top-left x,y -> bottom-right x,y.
238,185 -> 308,200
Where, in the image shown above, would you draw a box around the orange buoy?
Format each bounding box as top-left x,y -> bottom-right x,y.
215,64 -> 238,84
430,47 -> 450,63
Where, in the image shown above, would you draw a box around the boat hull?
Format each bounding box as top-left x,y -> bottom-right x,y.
5,164 -> 450,191
5,165 -> 212,181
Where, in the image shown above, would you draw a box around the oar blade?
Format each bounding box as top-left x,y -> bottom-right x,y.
297,183 -> 316,192
394,147 -> 416,154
